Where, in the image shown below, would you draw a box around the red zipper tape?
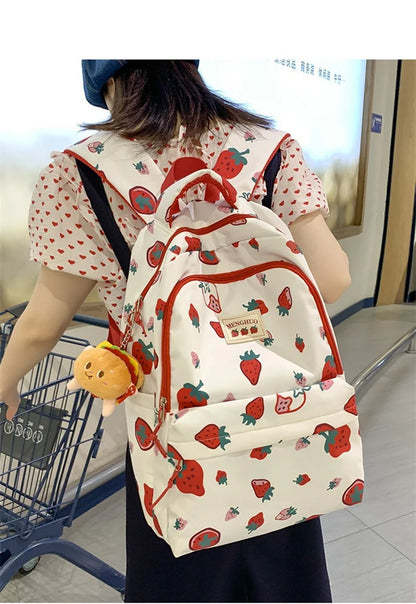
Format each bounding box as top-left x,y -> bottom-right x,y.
121,213 -> 257,348
160,261 -> 343,411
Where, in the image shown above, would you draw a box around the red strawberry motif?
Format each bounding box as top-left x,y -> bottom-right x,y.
286,240 -> 302,254
344,394 -> 358,415
170,244 -> 181,255
210,321 -> 225,338
275,395 -> 293,414
251,479 -> 275,501
240,350 -> 262,385
185,236 -> 202,252
249,238 -> 259,251
175,458 -> 205,496
293,473 -> 311,485
314,422 -> 334,432
321,355 -> 337,381
313,423 -> 352,457
216,470 -> 228,485
134,417 -> 154,450
166,444 -> 183,466
295,334 -> 305,352
213,147 -> 250,179
246,512 -> 264,533
277,287 -> 292,316
177,380 -> 209,410
205,294 -> 221,313
155,299 -> 166,320
242,299 -> 268,314
195,424 -> 231,450
241,397 -> 264,425
146,241 -> 165,268
129,186 -> 158,214
189,527 -> 221,551
250,445 -> 272,460
199,250 -> 220,265
132,339 -> 155,374
342,479 -> 364,506
188,304 -> 200,331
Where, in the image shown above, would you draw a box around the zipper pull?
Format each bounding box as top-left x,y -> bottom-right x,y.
121,322 -> 133,350
134,296 -> 147,337
158,396 -> 167,422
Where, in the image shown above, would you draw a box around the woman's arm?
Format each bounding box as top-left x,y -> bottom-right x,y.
289,210 -> 351,304
0,266 -> 96,419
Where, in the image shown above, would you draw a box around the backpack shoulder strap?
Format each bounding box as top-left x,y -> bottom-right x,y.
66,133 -> 165,223
262,148 -> 281,209
76,158 -> 131,278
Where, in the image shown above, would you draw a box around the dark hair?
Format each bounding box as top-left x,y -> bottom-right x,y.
82,60 -> 274,148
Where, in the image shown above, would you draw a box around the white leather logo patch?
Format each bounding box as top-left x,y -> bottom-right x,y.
219,310 -> 266,344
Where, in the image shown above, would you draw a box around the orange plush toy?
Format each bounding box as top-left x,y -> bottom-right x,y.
67,341 -> 144,416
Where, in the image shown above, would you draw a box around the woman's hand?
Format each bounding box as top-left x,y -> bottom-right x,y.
0,387 -> 21,420
0,266 -> 96,422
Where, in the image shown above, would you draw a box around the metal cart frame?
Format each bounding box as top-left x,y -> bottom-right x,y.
0,307 -> 125,596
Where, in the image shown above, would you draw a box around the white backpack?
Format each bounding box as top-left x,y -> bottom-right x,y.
71,130 -> 364,557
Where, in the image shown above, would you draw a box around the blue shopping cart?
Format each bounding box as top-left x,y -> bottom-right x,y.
0,305 -> 125,596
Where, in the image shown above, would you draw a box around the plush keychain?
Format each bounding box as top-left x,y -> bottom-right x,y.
67,341 -> 144,417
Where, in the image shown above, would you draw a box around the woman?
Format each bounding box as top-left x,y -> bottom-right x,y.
0,60 -> 350,602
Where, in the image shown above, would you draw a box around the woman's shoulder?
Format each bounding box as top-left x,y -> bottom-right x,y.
35,150 -> 81,197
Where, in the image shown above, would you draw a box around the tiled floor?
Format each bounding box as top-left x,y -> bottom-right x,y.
1,303 -> 415,603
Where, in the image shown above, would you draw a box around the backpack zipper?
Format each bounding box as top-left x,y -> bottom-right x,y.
121,213 -> 257,348
159,261 -> 343,413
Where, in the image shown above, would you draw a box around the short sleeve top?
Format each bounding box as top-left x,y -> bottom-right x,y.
28,124 -> 329,326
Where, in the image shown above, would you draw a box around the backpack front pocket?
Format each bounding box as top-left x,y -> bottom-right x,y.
151,376 -> 364,556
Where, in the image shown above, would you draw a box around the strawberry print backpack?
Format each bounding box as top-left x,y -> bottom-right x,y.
69,127 -> 364,557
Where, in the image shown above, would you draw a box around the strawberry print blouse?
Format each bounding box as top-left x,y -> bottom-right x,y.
28,123 -> 329,328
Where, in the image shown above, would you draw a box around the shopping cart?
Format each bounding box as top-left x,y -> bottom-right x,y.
0,305 -> 125,596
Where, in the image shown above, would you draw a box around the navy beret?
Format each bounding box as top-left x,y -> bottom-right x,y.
82,60 -> 200,109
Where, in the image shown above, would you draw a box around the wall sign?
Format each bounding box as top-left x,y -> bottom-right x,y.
371,113 -> 383,133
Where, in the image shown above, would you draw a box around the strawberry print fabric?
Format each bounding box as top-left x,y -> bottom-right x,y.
114,163 -> 363,557
28,124 -> 329,327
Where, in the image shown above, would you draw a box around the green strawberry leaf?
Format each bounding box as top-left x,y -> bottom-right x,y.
219,426 -> 231,449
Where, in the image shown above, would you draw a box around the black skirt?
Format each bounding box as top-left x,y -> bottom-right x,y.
124,450 -> 332,603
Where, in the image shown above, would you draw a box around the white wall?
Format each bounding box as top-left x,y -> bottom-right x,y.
328,61 -> 398,317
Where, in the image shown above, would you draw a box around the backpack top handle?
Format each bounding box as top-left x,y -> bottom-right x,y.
162,170 -> 238,226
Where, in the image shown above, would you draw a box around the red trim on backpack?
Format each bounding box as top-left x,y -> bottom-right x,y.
108,313 -> 123,346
